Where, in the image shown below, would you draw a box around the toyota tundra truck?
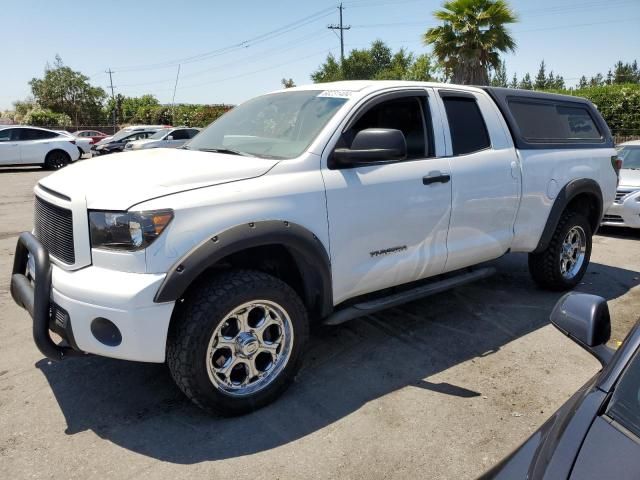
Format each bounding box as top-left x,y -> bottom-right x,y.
10,81 -> 618,415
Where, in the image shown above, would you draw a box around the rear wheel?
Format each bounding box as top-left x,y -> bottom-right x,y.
44,150 -> 71,170
528,211 -> 592,291
166,269 -> 308,416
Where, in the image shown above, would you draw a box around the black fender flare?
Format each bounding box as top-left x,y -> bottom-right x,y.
154,220 -> 333,317
533,178 -> 603,253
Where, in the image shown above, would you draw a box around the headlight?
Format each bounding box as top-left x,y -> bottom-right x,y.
89,210 -> 173,251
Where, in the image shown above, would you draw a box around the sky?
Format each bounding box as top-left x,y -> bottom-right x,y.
1,0 -> 639,110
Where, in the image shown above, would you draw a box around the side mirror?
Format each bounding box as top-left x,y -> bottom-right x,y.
167,135 -> 174,141
332,128 -> 407,167
550,292 -> 614,365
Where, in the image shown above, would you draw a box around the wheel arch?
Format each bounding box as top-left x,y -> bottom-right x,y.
533,178 -> 603,253
155,220 -> 333,319
45,148 -> 71,161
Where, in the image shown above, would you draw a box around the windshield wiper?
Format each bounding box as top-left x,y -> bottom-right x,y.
197,148 -> 255,157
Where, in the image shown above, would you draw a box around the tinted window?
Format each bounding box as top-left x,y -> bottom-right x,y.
607,350 -> 640,439
170,129 -> 189,140
442,96 -> 490,155
187,129 -> 199,138
18,129 -> 58,141
0,128 -> 16,142
348,97 -> 428,159
508,100 -> 602,142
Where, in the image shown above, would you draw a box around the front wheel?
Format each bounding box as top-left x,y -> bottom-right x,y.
166,270 -> 309,416
528,211 -> 592,291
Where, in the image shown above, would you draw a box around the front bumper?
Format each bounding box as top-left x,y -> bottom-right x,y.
11,232 -> 175,363
602,192 -> 640,228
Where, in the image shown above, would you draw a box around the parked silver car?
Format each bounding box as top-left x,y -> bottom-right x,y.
124,127 -> 200,151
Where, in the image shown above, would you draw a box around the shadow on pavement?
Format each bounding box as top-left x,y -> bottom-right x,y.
0,167 -> 43,173
36,253 -> 640,464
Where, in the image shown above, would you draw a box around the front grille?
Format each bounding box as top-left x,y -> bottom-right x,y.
34,196 -> 75,264
615,189 -> 638,204
603,214 -> 624,223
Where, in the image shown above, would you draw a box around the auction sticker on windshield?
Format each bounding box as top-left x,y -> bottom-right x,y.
317,90 -> 353,98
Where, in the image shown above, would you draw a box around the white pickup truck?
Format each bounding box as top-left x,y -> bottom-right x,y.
10,81 -> 618,415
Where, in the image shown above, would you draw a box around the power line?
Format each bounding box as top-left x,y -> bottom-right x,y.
328,3 -> 351,65
112,7 -> 335,73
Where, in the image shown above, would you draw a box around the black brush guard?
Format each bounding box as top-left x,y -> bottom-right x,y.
10,232 -> 78,361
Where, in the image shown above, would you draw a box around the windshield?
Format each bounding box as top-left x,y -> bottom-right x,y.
149,129 -> 171,140
618,146 -> 640,170
111,129 -> 150,142
187,90 -> 348,159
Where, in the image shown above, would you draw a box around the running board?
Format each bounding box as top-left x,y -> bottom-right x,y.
323,267 -> 496,326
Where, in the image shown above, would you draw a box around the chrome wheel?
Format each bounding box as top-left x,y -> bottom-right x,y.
560,226 -> 586,279
205,300 -> 294,397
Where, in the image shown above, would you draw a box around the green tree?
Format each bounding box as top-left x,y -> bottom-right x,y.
311,53 -> 342,83
404,54 -> 439,81
509,72 -> 518,88
29,55 -> 106,125
578,75 -> 588,89
423,0 -> 517,85
23,107 -> 71,127
490,60 -> 508,87
534,60 -> 547,89
519,72 -> 532,90
311,41 -> 437,82
281,78 -> 296,88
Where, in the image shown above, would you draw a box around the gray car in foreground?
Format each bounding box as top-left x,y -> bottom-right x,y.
481,292 -> 640,479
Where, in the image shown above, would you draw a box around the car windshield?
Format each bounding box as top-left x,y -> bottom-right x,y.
149,129 -> 171,140
618,146 -> 640,170
186,90 -> 348,159
111,129 -> 149,142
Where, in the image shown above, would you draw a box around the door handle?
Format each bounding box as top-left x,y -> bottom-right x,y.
423,173 -> 451,185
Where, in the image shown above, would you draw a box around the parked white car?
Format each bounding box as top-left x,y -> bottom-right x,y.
55,131 -> 93,158
0,126 -> 80,168
602,140 -> 640,228
124,127 -> 200,151
11,81 -> 617,415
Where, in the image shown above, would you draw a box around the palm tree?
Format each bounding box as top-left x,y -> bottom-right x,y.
423,0 -> 517,85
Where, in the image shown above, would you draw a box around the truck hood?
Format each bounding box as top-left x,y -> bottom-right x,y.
619,168 -> 640,188
38,148 -> 279,210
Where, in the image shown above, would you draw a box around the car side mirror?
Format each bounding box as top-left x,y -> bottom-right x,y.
550,293 -> 615,366
332,128 -> 407,167
167,135 -> 174,141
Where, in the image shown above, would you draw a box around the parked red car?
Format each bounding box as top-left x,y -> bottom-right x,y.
71,130 -> 109,144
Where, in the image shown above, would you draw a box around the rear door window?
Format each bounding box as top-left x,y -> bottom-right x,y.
18,129 -> 57,140
507,99 -> 602,142
442,96 -> 490,155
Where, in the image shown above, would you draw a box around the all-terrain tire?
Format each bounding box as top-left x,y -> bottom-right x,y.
166,269 -> 309,416
528,210 -> 592,291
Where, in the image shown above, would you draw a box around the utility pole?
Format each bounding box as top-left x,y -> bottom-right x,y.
171,64 -> 181,126
106,68 -> 116,133
328,2 -> 351,66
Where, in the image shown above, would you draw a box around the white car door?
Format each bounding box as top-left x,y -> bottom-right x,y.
0,128 -> 21,165
322,89 -> 452,304
433,89 -> 520,272
18,128 -> 58,164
